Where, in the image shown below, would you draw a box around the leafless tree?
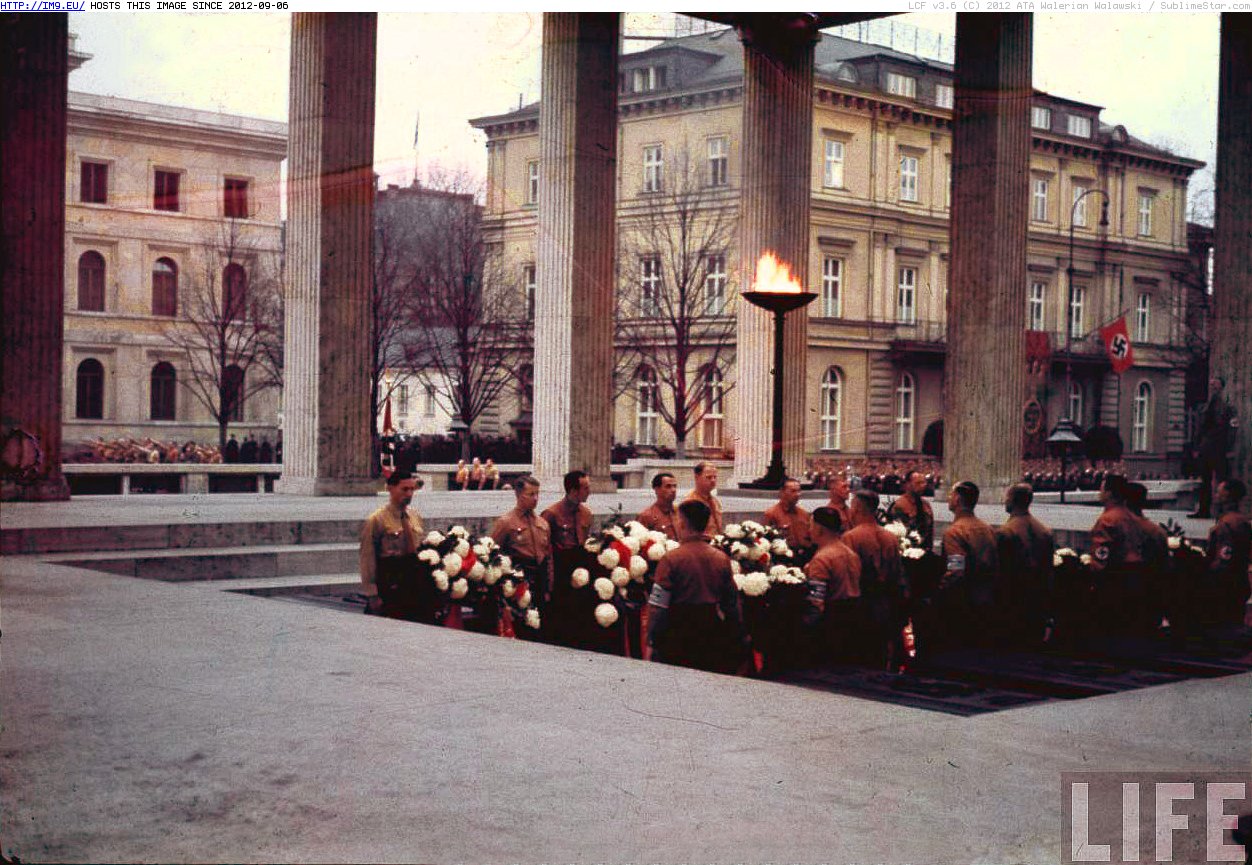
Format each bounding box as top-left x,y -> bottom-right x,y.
615,143 -> 739,458
162,219 -> 283,448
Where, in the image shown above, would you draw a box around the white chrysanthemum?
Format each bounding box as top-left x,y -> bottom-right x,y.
424,531 -> 445,546
483,566 -> 501,586
629,555 -> 648,580
1052,553 -> 1064,568
418,549 -> 441,565
741,520 -> 763,533
622,536 -> 641,555
594,577 -> 615,600
498,555 -> 512,572
908,531 -> 923,546
454,540 -> 470,558
450,578 -> 468,599
724,524 -> 745,539
610,567 -> 630,588
731,559 -> 742,575
731,542 -> 749,558
1167,536 -> 1182,550
584,539 -> 602,554
627,521 -> 649,539
501,580 -> 516,598
754,547 -> 771,563
442,552 -> 463,576
571,567 -> 591,588
594,603 -> 619,627
1080,553 -> 1093,566
607,526 -> 625,540
770,539 -> 788,556
525,608 -> 541,630
903,547 -> 926,560
432,569 -> 449,592
665,540 -> 679,552
517,589 -> 531,609
768,564 -> 788,577
739,572 -> 770,597
1056,547 -> 1077,558
646,542 -> 666,562
449,525 -> 469,538
771,567 -> 806,585
597,548 -> 621,570
647,531 -> 667,545
885,522 -> 908,539
467,561 -> 486,581
472,544 -> 489,559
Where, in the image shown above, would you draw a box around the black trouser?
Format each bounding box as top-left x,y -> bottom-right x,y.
513,559 -> 549,641
1197,452 -> 1229,516
376,554 -> 442,624
658,603 -> 741,674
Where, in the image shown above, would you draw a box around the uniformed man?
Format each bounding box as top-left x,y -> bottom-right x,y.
1207,479 -> 1252,626
646,499 -> 745,673
996,483 -> 1055,645
683,461 -> 724,536
826,471 -> 852,530
1191,375 -> 1237,518
888,470 -> 935,551
360,470 -> 430,621
1126,481 -> 1171,631
763,477 -> 815,562
805,506 -> 864,665
843,489 -> 908,668
1088,474 -> 1155,634
637,472 -> 680,541
940,481 -> 1000,648
542,470 -> 593,648
491,475 -> 552,639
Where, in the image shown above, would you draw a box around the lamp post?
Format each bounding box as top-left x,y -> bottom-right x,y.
1047,417 -> 1083,503
1063,189 -> 1111,425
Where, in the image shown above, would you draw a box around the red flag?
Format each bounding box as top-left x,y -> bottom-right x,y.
1099,316 -> 1135,374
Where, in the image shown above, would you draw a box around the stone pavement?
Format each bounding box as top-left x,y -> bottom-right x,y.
2,541 -> 1248,863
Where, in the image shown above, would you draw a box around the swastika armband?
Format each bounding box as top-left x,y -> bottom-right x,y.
1219,545 -> 1234,561
648,584 -> 671,609
807,580 -> 827,603
946,553 -> 966,574
1094,546 -> 1110,562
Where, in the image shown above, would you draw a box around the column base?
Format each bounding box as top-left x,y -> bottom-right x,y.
1,475 -> 71,502
274,476 -> 382,497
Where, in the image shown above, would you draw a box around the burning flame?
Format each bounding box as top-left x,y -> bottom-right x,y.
753,252 -> 803,294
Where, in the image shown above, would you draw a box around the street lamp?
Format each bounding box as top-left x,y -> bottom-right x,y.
1047,417 -> 1083,503
1063,188 -> 1111,427
740,253 -> 817,489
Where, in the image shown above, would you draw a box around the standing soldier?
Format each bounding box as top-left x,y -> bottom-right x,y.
1087,474 -> 1153,634
889,470 -> 935,551
1191,375 -> 1237,518
940,481 -> 1000,648
843,489 -> 908,668
646,499 -> 745,673
1126,481 -> 1171,631
805,507 -> 863,665
359,471 -> 429,621
637,472 -> 680,541
1207,479 -> 1252,626
491,475 -> 552,639
763,477 -> 815,563
996,483 -> 1055,645
683,461 -> 724,536
826,471 -> 852,530
542,470 -> 593,648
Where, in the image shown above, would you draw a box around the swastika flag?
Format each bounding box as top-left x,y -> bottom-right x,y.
1099,316 -> 1135,374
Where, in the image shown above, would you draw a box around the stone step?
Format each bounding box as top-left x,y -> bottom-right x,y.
0,518 -> 364,556
52,542 -> 359,582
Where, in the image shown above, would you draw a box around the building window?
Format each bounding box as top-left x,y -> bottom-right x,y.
707,136 -> 728,187
523,264 -> 536,321
154,169 -> 180,211
1070,285 -> 1086,339
836,64 -> 858,84
1132,381 -> 1153,452
823,139 -> 845,188
1136,292 -> 1151,343
77,251 -> 106,312
704,254 -> 727,315
895,372 -> 915,451
81,161 -> 108,204
526,160 -> 539,205
699,366 -> 724,449
1138,193 -> 1155,236
934,83 -> 953,109
1028,281 -> 1046,331
152,257 -> 178,317
424,384 -> 437,418
150,362 -> 176,421
224,178 -> 249,219
821,257 -> 842,318
1067,114 -> 1092,138
631,65 -> 666,93
518,365 -> 533,414
1072,185 -> 1089,228
75,358 -> 105,420
223,263 -> 248,321
1032,178 -> 1049,222
886,72 -> 916,98
897,266 -> 917,324
820,366 -> 842,451
643,145 -> 664,193
396,385 -> 409,418
223,364 -> 245,423
1068,382 -> 1083,427
1031,106 -> 1051,130
640,257 -> 662,317
899,153 -> 919,203
636,366 -> 659,446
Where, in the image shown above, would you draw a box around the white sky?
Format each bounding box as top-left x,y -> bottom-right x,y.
67,10 -> 1220,210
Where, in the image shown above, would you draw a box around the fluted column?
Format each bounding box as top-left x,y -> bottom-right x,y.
1212,13 -> 1252,490
944,13 -> 1033,501
1,16 -> 70,502
533,13 -> 619,493
734,15 -> 819,485
277,13 -> 378,496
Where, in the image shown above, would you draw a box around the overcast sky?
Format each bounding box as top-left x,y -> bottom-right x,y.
67,11 -> 1220,213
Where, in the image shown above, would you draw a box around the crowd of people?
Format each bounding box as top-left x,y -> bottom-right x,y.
453,458 -> 501,491
70,434 -> 279,465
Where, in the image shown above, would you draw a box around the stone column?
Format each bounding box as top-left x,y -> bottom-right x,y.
532,13 -> 619,493
277,13 -> 378,496
733,15 -> 819,485
1,16 -> 70,501
1211,13 -> 1252,489
944,13 -> 1033,501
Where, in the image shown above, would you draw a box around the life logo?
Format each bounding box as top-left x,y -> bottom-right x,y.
1110,334 -> 1131,360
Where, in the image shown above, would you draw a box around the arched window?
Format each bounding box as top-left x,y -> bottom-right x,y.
1133,380 -> 1153,452
821,366 -> 843,451
223,364 -> 245,423
636,366 -> 659,446
223,263 -> 248,321
75,358 -> 104,419
150,362 -> 176,421
77,251 -> 106,312
518,364 -> 534,414
152,257 -> 178,317
895,372 -> 915,451
699,366 -> 724,449
1068,381 -> 1084,428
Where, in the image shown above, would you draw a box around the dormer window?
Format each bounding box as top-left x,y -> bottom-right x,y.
1066,114 -> 1092,138
836,64 -> 858,84
886,72 -> 916,99
631,65 -> 667,94
934,83 -> 953,109
1031,106 -> 1052,130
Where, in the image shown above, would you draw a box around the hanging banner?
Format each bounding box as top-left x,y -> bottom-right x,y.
1098,316 -> 1135,375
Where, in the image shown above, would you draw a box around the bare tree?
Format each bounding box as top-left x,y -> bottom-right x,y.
162,219 -> 283,448
615,143 -> 739,458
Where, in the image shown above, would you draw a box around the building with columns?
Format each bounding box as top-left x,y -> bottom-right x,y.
472,27 -> 1204,477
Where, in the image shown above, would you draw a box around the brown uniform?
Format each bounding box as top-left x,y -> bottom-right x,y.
1088,504 -> 1156,631
1208,510 -> 1252,623
805,540 -> 863,661
637,502 -> 679,541
763,503 -> 815,555
541,498 -> 593,646
359,503 -> 427,619
805,540 -> 863,601
942,514 -> 1000,610
683,490 -> 724,536
491,506 -> 552,596
996,513 -> 1055,637
888,493 -> 935,550
826,499 -> 852,533
844,519 -> 908,664
651,538 -> 742,672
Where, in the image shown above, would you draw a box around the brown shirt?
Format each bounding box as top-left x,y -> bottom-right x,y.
826,498 -> 852,532
997,513 -> 1055,584
541,497 -> 592,552
888,493 -> 935,550
1208,511 -> 1252,577
842,520 -> 906,595
943,513 -> 1000,604
359,503 -> 424,597
1089,505 -> 1153,570
805,540 -> 863,600
491,506 -> 552,563
683,490 -> 724,536
762,503 -> 814,551
637,502 -> 679,541
654,538 -> 736,607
